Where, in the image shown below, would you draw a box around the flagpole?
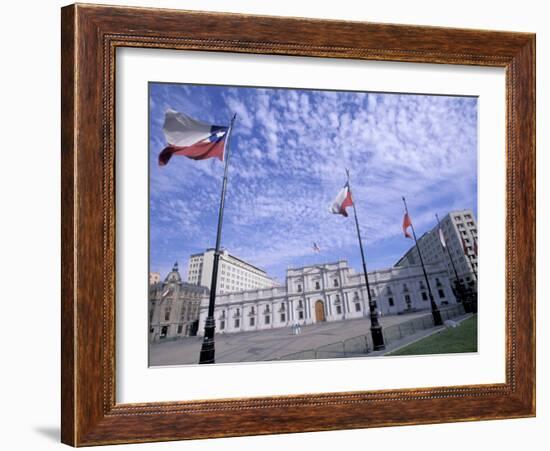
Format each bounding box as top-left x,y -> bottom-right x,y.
436,214 -> 461,283
436,213 -> 470,310
199,113 -> 237,364
402,197 -> 443,326
347,169 -> 385,351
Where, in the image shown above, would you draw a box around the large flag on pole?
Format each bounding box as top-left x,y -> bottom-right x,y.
402,212 -> 413,239
159,109 -> 229,165
330,182 -> 353,217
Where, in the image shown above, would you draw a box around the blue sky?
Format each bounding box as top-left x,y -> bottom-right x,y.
149,83 -> 478,283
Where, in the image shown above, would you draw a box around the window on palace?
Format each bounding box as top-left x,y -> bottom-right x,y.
280,313 -> 286,322
177,325 -> 183,334
297,284 -> 302,292
334,279 -> 339,287
355,303 -> 361,312
249,317 -> 255,326
220,320 -> 225,330
234,319 -> 240,328
250,306 -> 255,314
265,315 -> 270,325
298,311 -> 304,320
438,289 -> 446,298
388,297 -> 394,306
315,281 -> 320,290
336,305 -> 342,314
164,307 -> 171,321
150,328 -> 154,334
281,302 -> 285,311
422,292 -> 428,301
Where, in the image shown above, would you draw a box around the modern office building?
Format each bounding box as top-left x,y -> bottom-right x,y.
187,249 -> 279,294
149,271 -> 161,285
395,209 -> 478,287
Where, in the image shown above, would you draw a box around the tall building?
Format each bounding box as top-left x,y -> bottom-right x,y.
197,259 -> 456,335
149,272 -> 161,285
395,209 -> 478,287
187,249 -> 279,294
149,263 -> 209,342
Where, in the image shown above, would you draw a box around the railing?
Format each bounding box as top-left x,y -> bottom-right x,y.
276,303 -> 466,361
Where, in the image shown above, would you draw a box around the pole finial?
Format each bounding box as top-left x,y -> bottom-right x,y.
401,196 -> 408,211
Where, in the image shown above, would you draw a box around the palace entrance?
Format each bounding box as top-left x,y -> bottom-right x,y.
160,326 -> 168,338
315,300 -> 326,322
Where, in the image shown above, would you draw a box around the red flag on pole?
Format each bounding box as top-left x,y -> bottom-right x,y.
330,182 -> 353,217
159,109 -> 229,165
402,212 -> 413,239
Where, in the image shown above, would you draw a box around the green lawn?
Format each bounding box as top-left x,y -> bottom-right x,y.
387,315 -> 478,356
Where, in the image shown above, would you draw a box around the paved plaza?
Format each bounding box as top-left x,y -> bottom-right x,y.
149,309 -> 446,366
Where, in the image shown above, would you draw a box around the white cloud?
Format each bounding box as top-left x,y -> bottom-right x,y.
149,84 -> 477,279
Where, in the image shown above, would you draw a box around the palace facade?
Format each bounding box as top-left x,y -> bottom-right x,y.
197,259 -> 457,335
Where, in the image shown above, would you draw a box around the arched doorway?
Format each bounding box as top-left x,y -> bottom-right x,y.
315,300 -> 326,322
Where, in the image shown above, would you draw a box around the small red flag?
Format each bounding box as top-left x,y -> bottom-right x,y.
402,212 -> 413,239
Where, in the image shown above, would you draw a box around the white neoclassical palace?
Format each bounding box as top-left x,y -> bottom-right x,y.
197,259 -> 457,335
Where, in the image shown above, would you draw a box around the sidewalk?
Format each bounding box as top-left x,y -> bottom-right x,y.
150,309 -> 435,366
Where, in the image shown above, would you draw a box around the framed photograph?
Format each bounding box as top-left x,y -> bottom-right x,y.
61,3 -> 535,446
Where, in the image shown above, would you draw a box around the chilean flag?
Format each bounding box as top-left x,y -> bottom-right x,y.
402,212 -> 413,239
330,182 -> 353,217
159,109 -> 229,166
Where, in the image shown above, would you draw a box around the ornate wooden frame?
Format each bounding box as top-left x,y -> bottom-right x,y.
61,3 -> 535,446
